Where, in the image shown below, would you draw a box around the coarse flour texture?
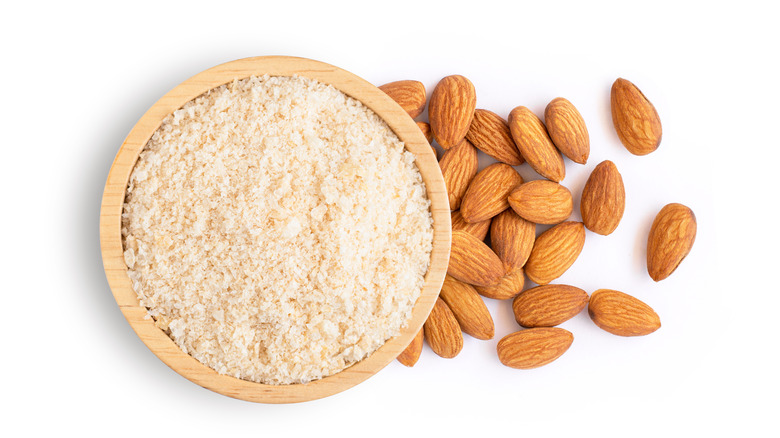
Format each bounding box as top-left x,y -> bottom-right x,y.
122,76 -> 433,384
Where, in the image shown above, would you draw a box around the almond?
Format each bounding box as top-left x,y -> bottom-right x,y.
508,180 -> 573,225
460,163 -> 523,223
448,230 -> 504,287
475,267 -> 526,300
424,298 -> 464,358
465,109 -> 524,165
429,75 -> 477,149
512,284 -> 589,328
646,203 -> 697,281
397,328 -> 424,367
508,106 -> 565,182
497,327 -> 573,369
451,210 -> 491,241
417,121 -> 437,158
611,78 -> 662,155
417,121 -> 434,143
439,276 -> 495,340
439,139 -> 479,210
580,160 -> 625,235
490,209 -> 536,272
588,289 -> 661,336
378,80 -> 427,119
544,97 -> 589,164
524,221 -> 586,285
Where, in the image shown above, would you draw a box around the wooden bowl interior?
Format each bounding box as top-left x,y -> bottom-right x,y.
99,56 -> 451,403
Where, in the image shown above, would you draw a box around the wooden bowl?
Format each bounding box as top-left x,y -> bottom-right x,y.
100,56 -> 450,403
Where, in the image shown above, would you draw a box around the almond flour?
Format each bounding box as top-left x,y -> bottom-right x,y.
121,75 -> 433,384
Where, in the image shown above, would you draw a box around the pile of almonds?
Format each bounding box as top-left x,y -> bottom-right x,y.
380,76 -> 697,369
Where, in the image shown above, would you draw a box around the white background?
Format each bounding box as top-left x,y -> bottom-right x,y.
2,1 -> 778,436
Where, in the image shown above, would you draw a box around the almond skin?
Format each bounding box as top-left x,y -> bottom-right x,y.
647,203 -> 697,281
611,78 -> 662,155
544,97 -> 589,164
448,230 -> 504,287
525,221 -> 586,285
508,106 -> 565,182
429,75 -> 477,149
439,139 -> 479,210
378,80 -> 427,119
580,160 -> 625,235
497,327 -> 573,369
439,276 -> 495,340
508,180 -> 573,225
460,163 -> 523,223
490,209 -> 536,272
465,109 -> 524,165
452,210 -> 491,241
424,298 -> 464,358
397,328 -> 424,367
588,289 -> 661,336
475,267 -> 526,300
512,284 -> 589,328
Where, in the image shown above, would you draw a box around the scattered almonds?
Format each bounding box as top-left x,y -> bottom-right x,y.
384,74 -> 689,371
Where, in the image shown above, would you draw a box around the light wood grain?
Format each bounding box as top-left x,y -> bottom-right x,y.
99,56 -> 451,403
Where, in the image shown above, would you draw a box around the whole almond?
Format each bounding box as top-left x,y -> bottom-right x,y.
424,298 -> 464,358
580,160 -> 625,235
497,327 -> 573,369
588,289 -> 661,336
448,230 -> 504,287
647,203 -> 697,281
475,268 -> 526,300
508,106 -> 565,182
525,221 -> 586,285
378,80 -> 427,119
417,121 -> 437,158
439,139 -> 479,210
490,209 -> 536,272
429,75 -> 477,149
417,121 -> 434,143
452,210 -> 491,241
439,276 -> 495,340
611,78 -> 662,155
465,109 -> 524,165
397,328 -> 424,367
508,180 -> 573,225
460,163 -> 524,223
544,97 -> 589,164
512,284 -> 589,328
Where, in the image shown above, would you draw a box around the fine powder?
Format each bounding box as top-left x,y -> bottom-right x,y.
121,75 -> 433,384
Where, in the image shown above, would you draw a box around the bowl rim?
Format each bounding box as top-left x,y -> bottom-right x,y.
99,56 -> 451,403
